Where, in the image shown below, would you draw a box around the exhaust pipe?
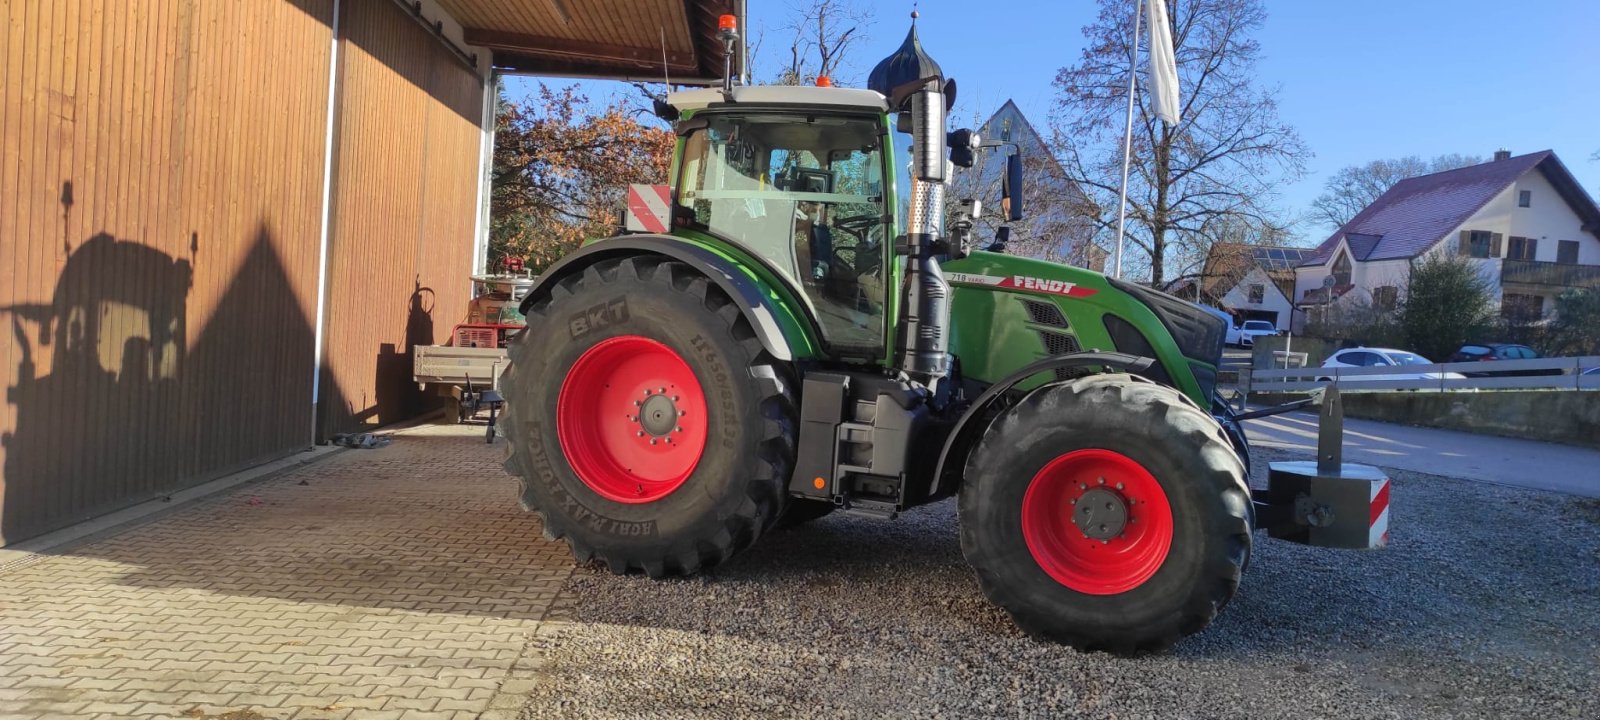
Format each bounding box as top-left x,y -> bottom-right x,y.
869,20 -> 952,386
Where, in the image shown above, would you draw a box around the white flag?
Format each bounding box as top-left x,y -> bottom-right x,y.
1145,0 -> 1180,125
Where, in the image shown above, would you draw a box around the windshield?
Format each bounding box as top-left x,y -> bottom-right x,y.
676,113 -> 889,355
1386,352 -> 1432,366
1243,321 -> 1273,331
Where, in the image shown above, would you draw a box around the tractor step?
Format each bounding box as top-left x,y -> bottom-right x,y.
839,494 -> 898,520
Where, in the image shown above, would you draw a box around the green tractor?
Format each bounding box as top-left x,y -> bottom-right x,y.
500,19 -> 1385,654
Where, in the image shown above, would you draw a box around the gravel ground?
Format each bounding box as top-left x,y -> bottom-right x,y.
517,447 -> 1600,719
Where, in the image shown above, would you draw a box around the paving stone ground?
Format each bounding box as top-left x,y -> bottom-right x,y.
0,423 -> 572,720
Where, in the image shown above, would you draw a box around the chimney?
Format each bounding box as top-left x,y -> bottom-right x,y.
1493,148 -> 1512,161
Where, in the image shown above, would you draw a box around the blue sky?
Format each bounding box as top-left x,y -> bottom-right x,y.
504,0 -> 1600,243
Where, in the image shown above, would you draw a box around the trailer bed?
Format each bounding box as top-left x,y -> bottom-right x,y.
414,345 -> 509,388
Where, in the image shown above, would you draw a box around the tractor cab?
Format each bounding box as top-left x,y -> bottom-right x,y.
664,86 -> 897,356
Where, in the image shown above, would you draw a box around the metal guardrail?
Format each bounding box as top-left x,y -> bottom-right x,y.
1250,355 -> 1600,392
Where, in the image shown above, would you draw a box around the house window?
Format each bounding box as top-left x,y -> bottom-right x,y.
1501,293 -> 1543,322
1518,190 -> 1531,208
1507,236 -> 1537,261
1247,284 -> 1264,304
1332,250 -> 1352,286
1461,230 -> 1497,258
1557,240 -> 1579,264
1373,286 -> 1398,311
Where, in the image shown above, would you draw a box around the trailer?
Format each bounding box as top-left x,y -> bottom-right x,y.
412,266 -> 534,442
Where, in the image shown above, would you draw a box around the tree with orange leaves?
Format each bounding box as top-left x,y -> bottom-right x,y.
490,83 -> 673,272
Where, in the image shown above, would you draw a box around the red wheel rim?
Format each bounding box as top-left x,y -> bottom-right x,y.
1020,449 -> 1174,595
556,335 -> 708,503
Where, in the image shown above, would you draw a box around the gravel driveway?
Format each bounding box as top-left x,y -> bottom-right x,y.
517,447 -> 1600,720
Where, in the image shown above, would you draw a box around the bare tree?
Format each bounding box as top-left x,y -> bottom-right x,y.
771,0 -> 874,86
1049,0 -> 1310,288
1309,153 -> 1483,229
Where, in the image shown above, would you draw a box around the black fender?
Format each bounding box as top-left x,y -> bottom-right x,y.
928,351 -> 1154,499
518,235 -> 808,361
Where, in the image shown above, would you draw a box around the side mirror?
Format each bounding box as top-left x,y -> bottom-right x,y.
1002,153 -> 1024,221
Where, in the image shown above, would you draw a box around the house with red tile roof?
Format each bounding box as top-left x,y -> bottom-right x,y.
1294,150 -> 1600,320
1195,243 -> 1313,331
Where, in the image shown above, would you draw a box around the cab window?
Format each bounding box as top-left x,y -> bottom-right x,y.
677,113 -> 889,355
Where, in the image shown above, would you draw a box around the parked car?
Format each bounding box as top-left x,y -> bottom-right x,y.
1238,320 -> 1279,347
1445,343 -> 1561,377
1317,347 -> 1467,383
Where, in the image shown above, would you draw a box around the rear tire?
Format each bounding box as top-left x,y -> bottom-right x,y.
500,256 -> 797,577
958,374 -> 1252,654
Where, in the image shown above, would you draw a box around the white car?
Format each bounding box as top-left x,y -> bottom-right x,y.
1237,320 -> 1279,347
1317,347 -> 1466,382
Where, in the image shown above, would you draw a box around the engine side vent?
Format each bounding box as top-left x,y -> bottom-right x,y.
1036,329 -> 1088,381
1020,299 -> 1069,328
1037,329 -> 1081,356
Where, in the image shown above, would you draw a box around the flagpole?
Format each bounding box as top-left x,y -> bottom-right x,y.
1113,0 -> 1142,280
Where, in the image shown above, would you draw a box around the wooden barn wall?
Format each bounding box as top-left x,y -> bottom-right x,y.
319,0 -> 481,436
0,0 -> 487,544
0,0 -> 337,543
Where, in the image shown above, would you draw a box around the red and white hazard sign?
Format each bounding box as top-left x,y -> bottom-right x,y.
1368,477 -> 1390,548
625,184 -> 672,234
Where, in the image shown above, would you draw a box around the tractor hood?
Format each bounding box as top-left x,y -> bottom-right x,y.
943,251 -> 1224,404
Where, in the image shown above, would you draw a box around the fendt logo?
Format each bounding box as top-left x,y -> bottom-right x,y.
946,272 -> 1100,299
1011,276 -> 1078,295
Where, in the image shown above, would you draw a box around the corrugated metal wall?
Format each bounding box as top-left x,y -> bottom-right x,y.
319,0 -> 481,435
0,0 -> 486,544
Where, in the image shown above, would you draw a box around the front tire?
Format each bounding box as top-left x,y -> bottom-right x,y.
500,256 -> 797,577
959,375 -> 1252,654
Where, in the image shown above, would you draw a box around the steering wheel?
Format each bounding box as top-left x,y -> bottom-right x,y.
828,214 -> 884,275
832,213 -> 880,241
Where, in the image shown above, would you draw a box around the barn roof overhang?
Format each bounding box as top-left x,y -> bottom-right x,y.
435,0 -> 745,84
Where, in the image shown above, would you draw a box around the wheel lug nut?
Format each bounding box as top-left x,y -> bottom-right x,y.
1116,482 -> 1124,490
675,426 -> 683,433
636,431 -> 644,437
1097,477 -> 1105,485
673,395 -> 680,401
634,400 -> 641,406
650,438 -> 658,445
678,410 -> 686,416
658,387 -> 666,393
